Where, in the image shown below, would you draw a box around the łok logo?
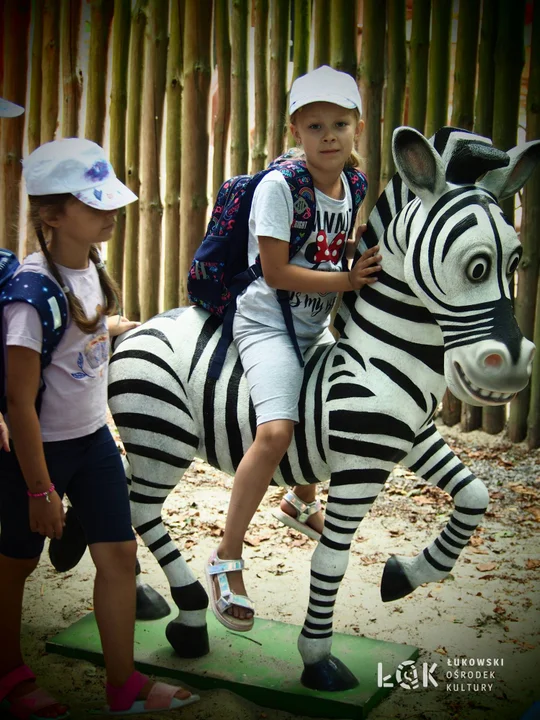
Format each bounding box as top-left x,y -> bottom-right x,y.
378,661 -> 438,690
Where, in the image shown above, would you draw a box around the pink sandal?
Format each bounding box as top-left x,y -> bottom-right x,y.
104,670 -> 199,715
0,664 -> 70,719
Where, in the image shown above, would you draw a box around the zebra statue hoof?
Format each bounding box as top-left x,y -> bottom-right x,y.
166,620 -> 210,658
300,655 -> 359,691
135,583 -> 171,620
380,555 -> 415,602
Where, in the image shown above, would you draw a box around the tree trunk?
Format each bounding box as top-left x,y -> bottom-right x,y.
163,0 -> 184,311
85,0 -> 114,145
230,0 -> 249,175
483,0 -> 526,436
451,0 -> 480,130
123,0 -> 147,320
178,0 -> 213,306
521,1 -> 539,447
213,0 -> 231,195
107,0 -> 131,287
41,0 -> 60,143
267,0 -> 289,162
381,0 -> 406,186
408,0 -> 431,133
425,0 -> 452,138
139,0 -> 169,321
60,0 -> 82,138
441,389 -> 461,427
293,0 -> 310,81
313,0 -> 330,68
1,0 -> 30,252
461,403 -> 482,433
357,0 -> 385,220
28,0 -> 43,152
251,0 -> 268,172
330,0 -> 356,78
474,0 -> 497,138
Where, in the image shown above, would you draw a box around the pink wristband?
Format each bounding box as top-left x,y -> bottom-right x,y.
27,483 -> 55,499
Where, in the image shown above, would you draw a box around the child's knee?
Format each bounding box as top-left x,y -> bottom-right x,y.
91,539 -> 137,575
256,421 -> 294,457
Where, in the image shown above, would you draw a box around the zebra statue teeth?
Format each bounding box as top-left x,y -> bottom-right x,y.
106,126 -> 539,693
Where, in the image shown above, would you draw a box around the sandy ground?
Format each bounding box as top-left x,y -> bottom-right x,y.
5,420 -> 540,720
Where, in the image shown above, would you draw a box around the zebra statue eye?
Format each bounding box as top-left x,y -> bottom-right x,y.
466,255 -> 491,283
506,251 -> 521,276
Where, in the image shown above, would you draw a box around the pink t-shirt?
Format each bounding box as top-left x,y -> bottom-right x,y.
2,253 -> 109,441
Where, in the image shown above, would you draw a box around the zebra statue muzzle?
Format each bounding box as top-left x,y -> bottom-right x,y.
102,126 -> 539,692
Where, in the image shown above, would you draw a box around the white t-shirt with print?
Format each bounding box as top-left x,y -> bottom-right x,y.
236,169 -> 353,338
2,252 -> 109,442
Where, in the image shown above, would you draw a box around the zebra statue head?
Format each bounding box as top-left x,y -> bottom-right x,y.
379,127 -> 537,407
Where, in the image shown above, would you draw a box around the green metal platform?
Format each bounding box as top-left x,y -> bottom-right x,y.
46,612 -> 418,719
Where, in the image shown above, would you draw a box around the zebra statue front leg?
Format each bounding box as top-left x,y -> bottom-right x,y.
381,422 -> 489,602
297,457 -> 408,691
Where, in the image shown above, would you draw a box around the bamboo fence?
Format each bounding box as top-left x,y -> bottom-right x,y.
0,0 -> 538,446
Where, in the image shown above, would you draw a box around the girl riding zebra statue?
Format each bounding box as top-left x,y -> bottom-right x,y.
57,126 -> 539,691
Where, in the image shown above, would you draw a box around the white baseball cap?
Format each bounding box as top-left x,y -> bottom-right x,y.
289,65 -> 362,116
22,138 -> 137,210
0,97 -> 24,117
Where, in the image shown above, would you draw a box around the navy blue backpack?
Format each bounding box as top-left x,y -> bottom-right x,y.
0,248 -> 68,415
188,156 -> 368,379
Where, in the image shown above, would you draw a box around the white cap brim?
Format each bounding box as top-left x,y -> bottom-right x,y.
0,98 -> 24,118
289,93 -> 360,115
73,175 -> 138,210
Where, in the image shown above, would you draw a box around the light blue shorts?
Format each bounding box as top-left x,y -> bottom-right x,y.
233,314 -> 335,426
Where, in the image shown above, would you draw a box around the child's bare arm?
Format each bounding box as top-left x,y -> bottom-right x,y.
0,411 -> 9,452
259,235 -> 381,293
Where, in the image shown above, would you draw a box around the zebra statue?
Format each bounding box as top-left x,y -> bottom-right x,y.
107,127 -> 538,691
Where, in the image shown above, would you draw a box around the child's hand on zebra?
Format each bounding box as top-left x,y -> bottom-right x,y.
347,243 -> 382,289
0,411 -> 9,452
346,222 -> 368,261
107,314 -> 141,337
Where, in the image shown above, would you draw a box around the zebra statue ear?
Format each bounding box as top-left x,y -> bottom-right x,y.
477,140 -> 540,200
392,127 -> 447,206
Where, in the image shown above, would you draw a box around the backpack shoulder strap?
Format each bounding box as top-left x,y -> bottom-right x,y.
0,271 -> 68,368
344,167 -> 368,233
271,160 -> 316,258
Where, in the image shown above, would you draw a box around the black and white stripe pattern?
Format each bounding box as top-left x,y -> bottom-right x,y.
107,127 -> 537,675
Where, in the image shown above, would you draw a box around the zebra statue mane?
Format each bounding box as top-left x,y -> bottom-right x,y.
100,126 -> 539,693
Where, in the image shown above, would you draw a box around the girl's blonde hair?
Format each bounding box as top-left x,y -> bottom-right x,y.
289,107 -> 363,169
28,194 -> 121,334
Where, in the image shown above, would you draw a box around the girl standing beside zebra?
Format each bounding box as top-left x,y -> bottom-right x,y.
0,139 -> 199,718
207,66 -> 381,631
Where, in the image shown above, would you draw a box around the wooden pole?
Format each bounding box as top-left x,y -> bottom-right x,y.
123,0 -> 147,320
474,0 -> 497,139
292,0 -> 310,81
483,0 -> 526,435
313,0 -> 330,68
1,0 -> 30,252
107,0 -> 131,286
138,0 -> 169,321
41,0 -> 60,143
213,0 -> 231,194
358,0 -> 385,220
251,0 -> 268,172
60,0 -> 82,138
85,0 -> 114,145
28,0 -> 43,152
451,0 -> 481,130
381,0 -> 406,186
267,0 -> 289,162
408,0 -> 431,133
330,0 -> 356,78
163,0 -> 184,311
178,0 -> 213,306
425,0 -> 452,138
230,0 -> 249,176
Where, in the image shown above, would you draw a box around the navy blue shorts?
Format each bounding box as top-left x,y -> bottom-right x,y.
0,425 -> 135,559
